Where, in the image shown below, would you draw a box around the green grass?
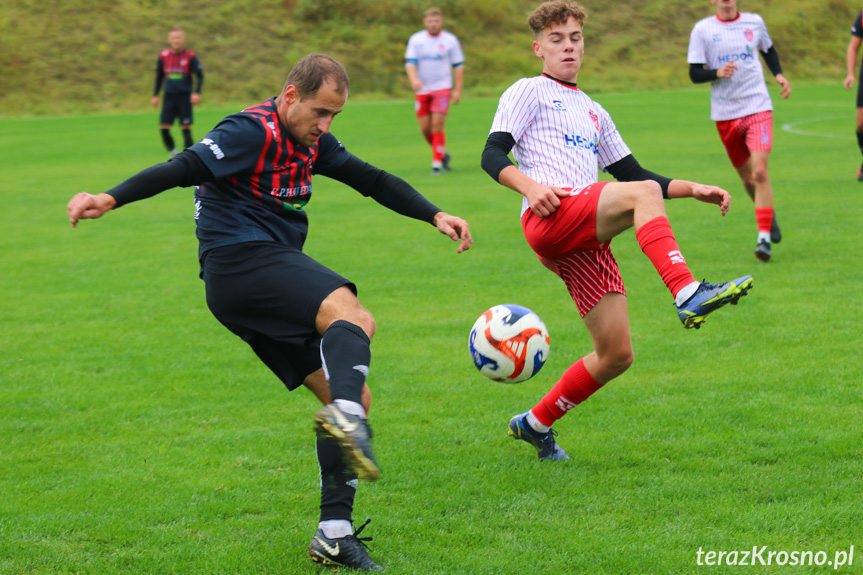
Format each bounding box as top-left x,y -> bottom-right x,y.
2,84 -> 862,574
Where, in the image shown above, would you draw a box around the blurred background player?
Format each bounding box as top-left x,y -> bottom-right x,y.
152,26 -> 204,155
69,54 -> 472,572
688,0 -> 790,262
481,1 -> 752,462
405,7 -> 464,175
843,9 -> 863,180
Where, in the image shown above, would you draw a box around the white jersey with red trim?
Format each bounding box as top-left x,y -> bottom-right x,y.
489,75 -> 631,216
687,12 -> 774,121
405,30 -> 464,94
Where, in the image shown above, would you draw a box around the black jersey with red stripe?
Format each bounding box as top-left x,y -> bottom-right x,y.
190,98 -> 352,257
155,48 -> 203,95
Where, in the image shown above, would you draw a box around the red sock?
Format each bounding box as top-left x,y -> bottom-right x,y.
635,216 -> 696,299
755,207 -> 773,234
532,359 -> 603,427
431,131 -> 445,163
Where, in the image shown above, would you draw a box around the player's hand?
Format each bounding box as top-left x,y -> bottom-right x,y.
151,96 -> 159,108
716,62 -> 737,78
525,184 -> 569,218
776,74 -> 791,99
411,79 -> 424,92
191,93 -> 201,105
845,74 -> 856,90
451,90 -> 461,105
433,212 -> 472,253
691,184 -> 731,216
67,192 -> 117,228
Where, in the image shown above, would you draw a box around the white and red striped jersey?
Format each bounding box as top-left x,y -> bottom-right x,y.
687,12 -> 774,121
405,30 -> 464,93
489,75 -> 631,216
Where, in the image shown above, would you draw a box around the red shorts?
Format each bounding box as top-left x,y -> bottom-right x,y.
715,110 -> 773,168
415,89 -> 451,117
521,182 -> 625,317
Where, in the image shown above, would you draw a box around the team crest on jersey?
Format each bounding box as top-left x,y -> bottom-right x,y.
588,109 -> 599,130
744,28 -> 753,42
712,34 -> 721,43
267,121 -> 278,137
552,100 -> 567,111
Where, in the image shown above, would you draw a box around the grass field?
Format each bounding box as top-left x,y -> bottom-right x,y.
2,83 -> 862,574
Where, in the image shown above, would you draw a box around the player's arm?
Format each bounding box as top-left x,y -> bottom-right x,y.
606,155 -> 730,216
152,60 -> 165,107
760,45 -> 791,99
846,36 -> 862,90
191,55 -> 204,104
67,151 -> 214,227
322,153 -> 472,252
452,63 -> 464,104
405,59 -> 423,92
481,131 -> 568,218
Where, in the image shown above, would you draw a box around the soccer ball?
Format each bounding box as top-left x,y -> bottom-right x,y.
469,304 -> 550,383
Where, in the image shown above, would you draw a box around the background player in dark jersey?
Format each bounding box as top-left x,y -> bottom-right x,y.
68,53 -> 472,572
844,10 -> 863,180
151,26 -> 204,155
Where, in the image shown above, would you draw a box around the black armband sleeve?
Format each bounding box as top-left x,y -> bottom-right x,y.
154,67 -> 164,96
481,131 -> 517,182
106,149 -> 214,208
761,45 -> 783,76
689,63 -> 718,84
605,154 -> 672,199
193,57 -> 204,93
324,154 -> 441,225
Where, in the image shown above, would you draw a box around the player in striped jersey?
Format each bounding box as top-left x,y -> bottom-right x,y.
68,54 -> 472,572
844,10 -> 863,180
688,0 -> 791,262
152,27 -> 204,156
405,7 -> 465,175
481,1 -> 752,461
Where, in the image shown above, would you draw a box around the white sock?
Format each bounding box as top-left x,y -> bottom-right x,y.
526,410 -> 550,433
334,399 -> 366,419
320,519 -> 353,539
675,281 -> 700,307
757,231 -> 771,243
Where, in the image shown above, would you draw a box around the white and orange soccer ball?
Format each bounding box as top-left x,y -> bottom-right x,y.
469,304 -> 550,383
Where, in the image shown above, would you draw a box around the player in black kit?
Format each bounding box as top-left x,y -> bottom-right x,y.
68,54 -> 472,572
152,27 -> 204,154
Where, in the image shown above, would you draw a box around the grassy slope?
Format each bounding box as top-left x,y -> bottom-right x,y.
0,0 -> 858,116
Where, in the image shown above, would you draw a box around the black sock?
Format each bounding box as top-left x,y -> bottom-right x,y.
320,320 -> 370,404
182,128 -> 194,149
160,129 -> 175,152
316,435 -> 357,522
856,131 -> 863,161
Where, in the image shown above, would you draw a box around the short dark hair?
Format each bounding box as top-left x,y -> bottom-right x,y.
528,1 -> 588,38
424,7 -> 442,18
284,54 -> 350,100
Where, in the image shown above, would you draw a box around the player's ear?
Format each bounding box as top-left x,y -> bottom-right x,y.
532,40 -> 542,58
284,84 -> 299,104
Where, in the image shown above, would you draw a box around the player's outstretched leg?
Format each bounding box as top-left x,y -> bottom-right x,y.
508,411 -> 570,461
676,275 -> 754,329
309,519 -> 384,572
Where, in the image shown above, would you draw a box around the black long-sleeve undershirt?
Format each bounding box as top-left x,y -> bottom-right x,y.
106,150 -> 441,224
689,45 -> 783,84
481,131 -> 671,198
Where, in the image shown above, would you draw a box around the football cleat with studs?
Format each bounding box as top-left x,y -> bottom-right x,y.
508,411 -> 570,461
755,240 -> 771,262
309,519 -> 384,572
677,275 -> 753,329
315,404 -> 380,481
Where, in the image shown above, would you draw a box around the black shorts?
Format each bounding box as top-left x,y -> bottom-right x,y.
201,241 -> 355,391
160,92 -> 194,126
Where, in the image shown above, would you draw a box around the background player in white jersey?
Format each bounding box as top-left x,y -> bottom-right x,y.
843,9 -> 863,180
405,7 -> 464,175
688,0 -> 791,262
481,0 -> 753,461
